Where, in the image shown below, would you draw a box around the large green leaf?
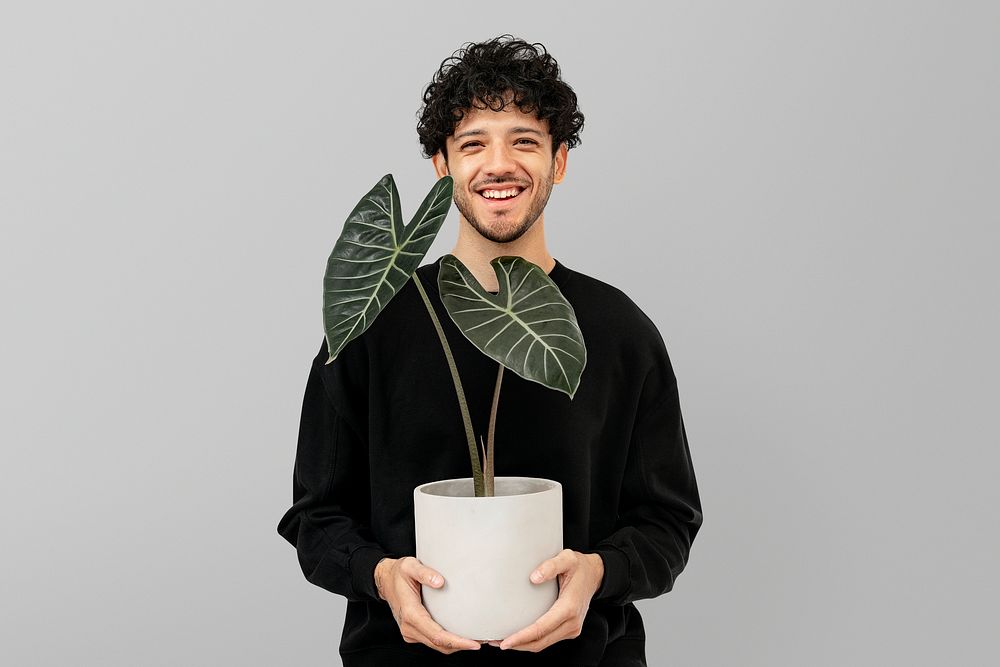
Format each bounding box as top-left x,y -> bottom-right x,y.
438,255 -> 587,398
323,174 -> 453,363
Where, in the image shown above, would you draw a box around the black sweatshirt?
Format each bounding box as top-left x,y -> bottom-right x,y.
277,255 -> 703,667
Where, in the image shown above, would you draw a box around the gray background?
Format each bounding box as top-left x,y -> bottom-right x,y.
2,1 -> 997,665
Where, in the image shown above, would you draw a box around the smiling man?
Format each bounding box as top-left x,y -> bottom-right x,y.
416,35 -> 580,300
435,109 -> 562,256
278,35 -> 703,666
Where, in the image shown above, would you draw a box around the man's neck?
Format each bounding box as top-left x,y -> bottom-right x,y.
448,218 -> 555,293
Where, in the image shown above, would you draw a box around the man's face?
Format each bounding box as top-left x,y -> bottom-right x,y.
432,100 -> 567,244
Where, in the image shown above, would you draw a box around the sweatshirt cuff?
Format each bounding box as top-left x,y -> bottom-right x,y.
590,544 -> 630,604
348,545 -> 390,602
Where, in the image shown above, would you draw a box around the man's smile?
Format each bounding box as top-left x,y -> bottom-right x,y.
476,184 -> 527,207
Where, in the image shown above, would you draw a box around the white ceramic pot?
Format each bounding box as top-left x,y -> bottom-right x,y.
413,476 -> 563,641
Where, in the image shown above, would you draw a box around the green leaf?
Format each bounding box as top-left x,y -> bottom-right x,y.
323,174 -> 453,363
438,255 -> 587,398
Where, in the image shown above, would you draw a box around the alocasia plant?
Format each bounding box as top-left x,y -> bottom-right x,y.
323,174 -> 587,497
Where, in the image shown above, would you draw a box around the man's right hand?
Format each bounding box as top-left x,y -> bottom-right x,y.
374,556 -> 482,655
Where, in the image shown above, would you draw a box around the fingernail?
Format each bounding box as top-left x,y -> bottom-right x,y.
531,571 -> 543,583
430,575 -> 442,585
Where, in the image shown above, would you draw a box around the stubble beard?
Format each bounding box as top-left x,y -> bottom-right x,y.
452,162 -> 555,245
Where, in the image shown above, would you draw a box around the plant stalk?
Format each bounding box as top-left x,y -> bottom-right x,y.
485,364 -> 504,497
412,273 -> 484,497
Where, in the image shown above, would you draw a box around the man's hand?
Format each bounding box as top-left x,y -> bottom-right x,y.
374,556 -> 482,655
495,549 -> 605,652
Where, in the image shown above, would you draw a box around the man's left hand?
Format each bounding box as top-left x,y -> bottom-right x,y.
494,549 -> 605,652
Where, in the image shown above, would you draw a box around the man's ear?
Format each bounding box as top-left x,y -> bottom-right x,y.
553,142 -> 568,184
432,149 -> 449,178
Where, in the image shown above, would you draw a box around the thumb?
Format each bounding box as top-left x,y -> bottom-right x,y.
418,565 -> 445,588
530,559 -> 554,584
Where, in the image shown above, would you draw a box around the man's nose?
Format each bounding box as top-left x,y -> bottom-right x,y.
481,142 -> 517,175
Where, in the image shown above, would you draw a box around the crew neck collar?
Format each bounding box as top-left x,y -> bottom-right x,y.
422,255 -> 569,294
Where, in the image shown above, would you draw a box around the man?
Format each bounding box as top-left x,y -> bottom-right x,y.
277,35 -> 703,666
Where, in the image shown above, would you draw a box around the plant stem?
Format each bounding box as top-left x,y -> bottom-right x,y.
478,434 -> 489,497
485,363 -> 504,498
411,273 -> 484,497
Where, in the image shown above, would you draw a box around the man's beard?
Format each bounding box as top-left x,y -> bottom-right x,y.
452,164 -> 555,244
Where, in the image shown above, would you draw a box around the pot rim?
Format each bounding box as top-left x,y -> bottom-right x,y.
414,476 -> 561,499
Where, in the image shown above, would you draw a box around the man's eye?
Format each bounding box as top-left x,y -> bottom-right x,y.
517,139 -> 538,145
461,141 -> 482,149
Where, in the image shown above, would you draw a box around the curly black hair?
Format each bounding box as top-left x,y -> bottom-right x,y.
416,35 -> 584,161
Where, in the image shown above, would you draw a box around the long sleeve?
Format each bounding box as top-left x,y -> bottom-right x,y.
276,339 -> 391,603
589,335 -> 704,606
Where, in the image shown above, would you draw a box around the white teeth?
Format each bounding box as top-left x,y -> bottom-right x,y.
482,188 -> 520,199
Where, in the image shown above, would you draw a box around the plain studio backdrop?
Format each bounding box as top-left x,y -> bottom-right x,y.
1,2 -> 997,665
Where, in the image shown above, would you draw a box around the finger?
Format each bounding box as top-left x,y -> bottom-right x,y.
408,604 -> 481,652
499,602 -> 569,650
530,549 -> 573,584
403,625 -> 463,655
402,619 -> 470,655
414,628 -> 477,655
505,617 -> 578,653
400,557 -> 445,589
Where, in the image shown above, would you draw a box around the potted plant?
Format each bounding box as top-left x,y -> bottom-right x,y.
323,173 -> 587,641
